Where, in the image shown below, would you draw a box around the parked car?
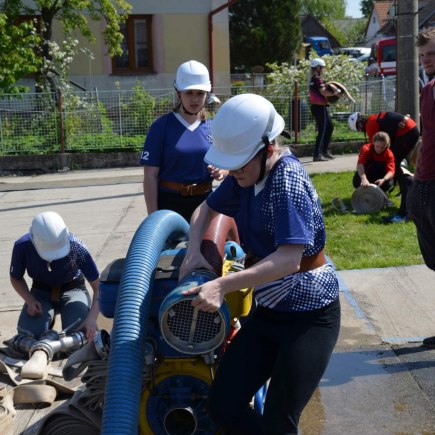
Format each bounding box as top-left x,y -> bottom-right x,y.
336,47 -> 371,58
350,53 -> 370,63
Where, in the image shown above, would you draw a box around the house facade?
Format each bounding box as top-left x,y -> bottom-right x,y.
365,0 -> 435,46
20,0 -> 233,92
365,0 -> 395,46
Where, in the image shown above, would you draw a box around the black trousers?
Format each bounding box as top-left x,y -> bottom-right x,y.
352,160 -> 394,193
157,189 -> 210,222
310,104 -> 334,157
407,180 -> 435,271
208,298 -> 341,434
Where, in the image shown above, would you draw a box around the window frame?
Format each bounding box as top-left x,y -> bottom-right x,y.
112,15 -> 153,74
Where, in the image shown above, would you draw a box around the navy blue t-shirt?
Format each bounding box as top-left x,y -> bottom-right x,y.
10,233 -> 99,286
139,112 -> 213,186
206,152 -> 338,312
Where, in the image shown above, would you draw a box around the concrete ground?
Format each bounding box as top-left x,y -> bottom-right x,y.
1,153 -> 435,434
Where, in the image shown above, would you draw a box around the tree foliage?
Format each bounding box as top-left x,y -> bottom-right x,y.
300,0 -> 346,20
266,53 -> 366,101
324,16 -> 368,46
1,0 -> 131,92
0,13 -> 40,94
229,0 -> 302,72
361,0 -> 374,18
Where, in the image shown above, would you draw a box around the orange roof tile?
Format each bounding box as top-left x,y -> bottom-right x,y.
373,0 -> 395,27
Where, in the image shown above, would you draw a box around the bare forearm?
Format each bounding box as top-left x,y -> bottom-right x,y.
10,276 -> 33,305
143,166 -> 159,215
143,179 -> 158,215
216,245 -> 304,295
383,171 -> 394,181
186,202 -> 215,251
87,279 -> 100,318
357,163 -> 367,179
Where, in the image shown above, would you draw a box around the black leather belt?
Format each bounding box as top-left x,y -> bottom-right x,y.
32,276 -> 85,292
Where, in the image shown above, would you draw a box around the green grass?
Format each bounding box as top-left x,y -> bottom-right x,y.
310,171 -> 424,271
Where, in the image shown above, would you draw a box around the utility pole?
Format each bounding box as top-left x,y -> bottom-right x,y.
396,0 -> 419,122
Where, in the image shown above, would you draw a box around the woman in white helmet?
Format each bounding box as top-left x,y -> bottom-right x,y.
180,94 -> 340,434
9,211 -> 100,342
309,58 -> 340,161
139,60 -> 226,221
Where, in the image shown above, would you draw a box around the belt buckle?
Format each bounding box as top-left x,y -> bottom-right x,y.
181,184 -> 196,196
51,286 -> 61,302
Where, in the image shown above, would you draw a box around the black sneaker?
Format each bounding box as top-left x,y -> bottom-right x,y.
313,155 -> 328,162
322,152 -> 335,159
422,336 -> 435,348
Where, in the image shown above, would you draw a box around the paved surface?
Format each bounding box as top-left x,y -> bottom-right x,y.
2,153 -> 435,434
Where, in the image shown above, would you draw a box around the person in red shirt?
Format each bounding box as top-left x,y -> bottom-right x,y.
349,111 -> 419,221
348,111 -> 419,172
353,131 -> 395,193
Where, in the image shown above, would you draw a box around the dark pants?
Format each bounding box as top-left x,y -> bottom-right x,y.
310,104 -> 334,157
158,189 -> 210,222
18,286 -> 91,338
397,172 -> 413,216
390,127 -> 420,180
208,298 -> 341,434
407,180 -> 435,270
352,160 -> 394,193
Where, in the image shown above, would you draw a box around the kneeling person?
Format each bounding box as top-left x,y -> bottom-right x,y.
9,211 -> 100,342
353,131 -> 395,192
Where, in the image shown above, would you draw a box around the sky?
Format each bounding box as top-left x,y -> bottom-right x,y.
346,0 -> 363,18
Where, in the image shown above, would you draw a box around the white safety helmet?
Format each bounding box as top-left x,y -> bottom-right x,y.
205,94 -> 285,170
310,58 -> 326,68
174,60 -> 211,92
348,112 -> 361,131
30,211 -> 70,261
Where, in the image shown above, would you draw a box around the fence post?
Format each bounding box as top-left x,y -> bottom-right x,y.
118,92 -> 123,146
293,80 -> 299,144
58,90 -> 65,153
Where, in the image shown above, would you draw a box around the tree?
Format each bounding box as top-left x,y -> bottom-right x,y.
229,0 -> 302,73
0,13 -> 40,94
300,0 -> 346,20
1,0 -> 131,92
361,0 -> 374,18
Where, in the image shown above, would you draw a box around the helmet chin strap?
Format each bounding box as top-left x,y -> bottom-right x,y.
256,107 -> 275,184
181,102 -> 203,116
176,90 -> 206,116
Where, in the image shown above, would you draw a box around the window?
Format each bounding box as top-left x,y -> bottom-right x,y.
112,15 -> 153,73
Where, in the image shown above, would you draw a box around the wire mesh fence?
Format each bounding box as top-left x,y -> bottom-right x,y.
0,76 -> 397,156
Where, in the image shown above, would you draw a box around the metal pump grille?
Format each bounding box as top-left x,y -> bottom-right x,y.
161,298 -> 227,355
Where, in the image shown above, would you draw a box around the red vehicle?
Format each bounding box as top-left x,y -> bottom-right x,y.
366,37 -> 396,77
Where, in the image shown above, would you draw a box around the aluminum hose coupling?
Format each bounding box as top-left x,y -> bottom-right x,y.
29,331 -> 88,362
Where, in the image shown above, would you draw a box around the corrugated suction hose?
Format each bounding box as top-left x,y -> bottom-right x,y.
102,210 -> 189,435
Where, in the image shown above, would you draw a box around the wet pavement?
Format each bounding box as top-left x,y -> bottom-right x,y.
1,153 -> 435,434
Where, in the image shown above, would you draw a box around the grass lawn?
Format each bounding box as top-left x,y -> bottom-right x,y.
310,171 -> 424,271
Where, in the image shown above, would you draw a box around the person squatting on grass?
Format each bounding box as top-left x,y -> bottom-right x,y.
348,111 -> 420,222
353,131 -> 395,193
179,94 -> 341,434
139,60 -> 226,222
407,27 -> 435,347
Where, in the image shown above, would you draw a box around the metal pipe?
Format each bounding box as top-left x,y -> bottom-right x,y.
208,0 -> 240,87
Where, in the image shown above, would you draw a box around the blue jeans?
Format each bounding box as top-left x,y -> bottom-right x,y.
209,298 -> 341,434
17,286 -> 91,338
